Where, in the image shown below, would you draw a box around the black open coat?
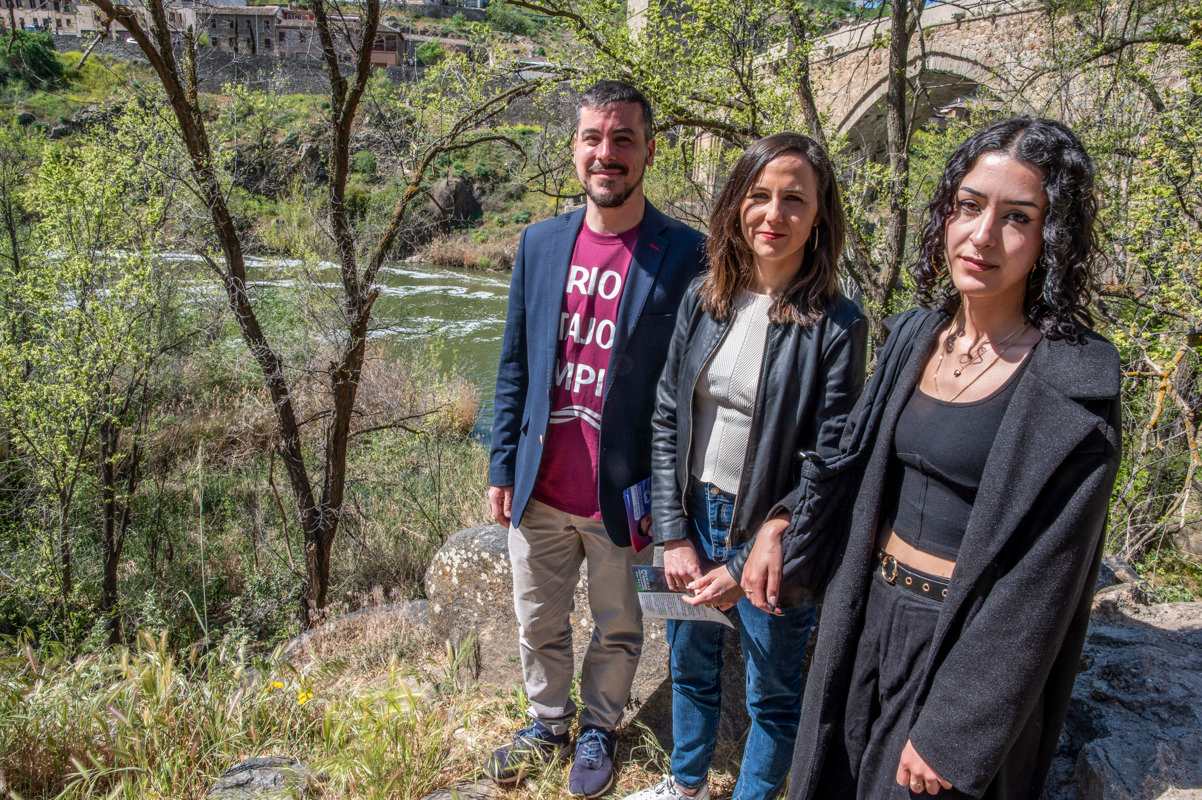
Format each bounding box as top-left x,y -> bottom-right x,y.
787,308 -> 1122,799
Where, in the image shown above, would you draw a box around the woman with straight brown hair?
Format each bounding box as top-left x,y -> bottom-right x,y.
622,133 -> 867,800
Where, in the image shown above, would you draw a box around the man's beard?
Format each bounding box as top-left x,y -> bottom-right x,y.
584,163 -> 645,208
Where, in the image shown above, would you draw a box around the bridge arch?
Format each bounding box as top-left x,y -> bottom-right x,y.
834,53 -> 1017,158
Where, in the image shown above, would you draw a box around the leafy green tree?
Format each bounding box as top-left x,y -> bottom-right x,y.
0,123 -> 36,518
0,105 -> 179,639
0,30 -> 65,90
86,0 -> 548,626
1049,0 -> 1202,559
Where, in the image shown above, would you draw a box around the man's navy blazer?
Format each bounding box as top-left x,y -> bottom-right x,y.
488,202 -> 705,546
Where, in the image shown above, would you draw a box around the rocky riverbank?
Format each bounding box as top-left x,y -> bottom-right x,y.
264,526 -> 1202,799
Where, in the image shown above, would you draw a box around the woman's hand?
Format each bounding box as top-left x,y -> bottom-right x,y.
896,739 -> 952,795
740,515 -> 789,613
663,539 -> 703,592
683,565 -> 743,611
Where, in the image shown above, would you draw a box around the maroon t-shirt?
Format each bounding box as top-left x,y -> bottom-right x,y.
531,222 -> 639,518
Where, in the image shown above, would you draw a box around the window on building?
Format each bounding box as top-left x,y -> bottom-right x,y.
263,36 -> 271,49
278,31 -> 284,42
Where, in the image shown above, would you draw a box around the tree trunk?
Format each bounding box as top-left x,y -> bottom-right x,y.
879,0 -> 918,313
302,521 -> 334,626
57,499 -> 72,606
787,11 -> 827,150
76,28 -> 106,71
99,416 -> 124,644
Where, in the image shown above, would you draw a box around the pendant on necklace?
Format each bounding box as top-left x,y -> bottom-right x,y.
953,367 -> 964,378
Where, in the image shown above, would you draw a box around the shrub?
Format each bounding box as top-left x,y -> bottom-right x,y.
351,149 -> 378,176
0,31 -> 66,90
485,0 -> 541,36
0,630 -> 467,798
415,41 -> 446,66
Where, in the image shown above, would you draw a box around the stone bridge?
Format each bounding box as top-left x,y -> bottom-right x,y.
801,0 -> 1051,156
629,0 -> 1055,156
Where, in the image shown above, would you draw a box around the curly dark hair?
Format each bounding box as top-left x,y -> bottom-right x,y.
702,132 -> 846,326
912,117 -> 1101,341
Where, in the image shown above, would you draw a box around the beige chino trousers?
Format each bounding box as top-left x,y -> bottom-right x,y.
508,498 -> 644,734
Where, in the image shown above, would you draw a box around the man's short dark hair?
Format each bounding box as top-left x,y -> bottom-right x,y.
577,80 -> 655,142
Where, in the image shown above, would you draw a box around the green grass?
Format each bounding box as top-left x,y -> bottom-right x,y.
0,620 -> 735,800
2,52 -> 153,125
0,628 -> 470,799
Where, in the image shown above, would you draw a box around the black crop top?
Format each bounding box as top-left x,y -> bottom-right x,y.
884,359 -> 1029,560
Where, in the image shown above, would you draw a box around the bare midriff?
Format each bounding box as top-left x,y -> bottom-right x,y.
878,529 -> 956,580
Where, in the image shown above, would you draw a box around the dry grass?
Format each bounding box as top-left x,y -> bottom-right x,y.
421,233 -> 518,271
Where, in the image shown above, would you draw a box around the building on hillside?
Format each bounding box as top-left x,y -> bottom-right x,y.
205,4 -> 281,54
69,1 -> 199,40
276,7 -> 316,57
1,0 -> 81,35
369,22 -> 404,66
277,6 -> 362,59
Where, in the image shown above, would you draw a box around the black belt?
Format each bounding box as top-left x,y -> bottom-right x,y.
878,551 -> 950,603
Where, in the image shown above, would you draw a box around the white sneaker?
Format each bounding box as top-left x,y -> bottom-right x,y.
622,776 -> 711,800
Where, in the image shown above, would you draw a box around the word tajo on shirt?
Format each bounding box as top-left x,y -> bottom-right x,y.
532,224 -> 639,518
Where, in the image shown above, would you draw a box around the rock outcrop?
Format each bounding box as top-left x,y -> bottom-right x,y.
1044,584 -> 1202,799
428,176 -> 483,231
207,757 -> 314,799
423,524 -> 750,746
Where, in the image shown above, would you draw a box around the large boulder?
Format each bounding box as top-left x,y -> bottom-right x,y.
428,175 -> 483,230
1045,590 -> 1202,799
423,524 -> 750,747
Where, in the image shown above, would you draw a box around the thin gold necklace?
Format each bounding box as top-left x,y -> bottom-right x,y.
934,323 -> 1028,402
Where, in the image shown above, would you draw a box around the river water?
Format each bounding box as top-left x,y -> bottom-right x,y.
230,256 -> 511,438
372,263 -> 510,436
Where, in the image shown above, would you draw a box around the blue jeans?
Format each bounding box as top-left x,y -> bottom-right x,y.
667,481 -> 817,799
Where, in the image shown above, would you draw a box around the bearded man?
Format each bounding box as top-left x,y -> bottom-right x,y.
484,80 -> 705,797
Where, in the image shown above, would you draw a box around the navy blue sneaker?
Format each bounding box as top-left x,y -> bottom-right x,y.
484,719 -> 570,785
569,726 -> 616,797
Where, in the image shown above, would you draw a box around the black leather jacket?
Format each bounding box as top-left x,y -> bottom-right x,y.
650,277 -> 868,596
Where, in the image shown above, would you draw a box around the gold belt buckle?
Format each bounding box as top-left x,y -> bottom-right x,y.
879,553 -> 898,585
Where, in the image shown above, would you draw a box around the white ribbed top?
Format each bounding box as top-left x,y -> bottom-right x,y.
690,290 -> 773,494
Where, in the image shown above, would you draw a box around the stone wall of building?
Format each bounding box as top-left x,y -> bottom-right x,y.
53,33 -> 375,93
